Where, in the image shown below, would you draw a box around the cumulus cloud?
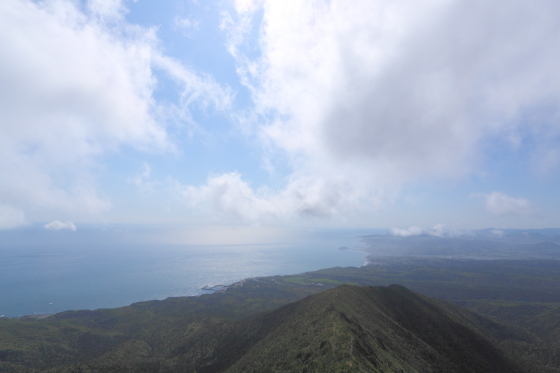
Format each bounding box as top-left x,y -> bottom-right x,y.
390,224 -> 463,237
477,192 -> 536,216
44,220 -> 77,231
180,171 -> 391,223
182,172 -> 278,222
0,0 -> 231,225
391,226 -> 423,237
219,0 -> 560,221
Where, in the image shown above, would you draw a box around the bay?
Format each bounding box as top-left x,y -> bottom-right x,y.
0,226 -> 371,317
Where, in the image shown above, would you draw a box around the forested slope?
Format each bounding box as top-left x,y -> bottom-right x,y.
1,258 -> 560,372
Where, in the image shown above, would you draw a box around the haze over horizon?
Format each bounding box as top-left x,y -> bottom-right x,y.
2,0 -> 560,237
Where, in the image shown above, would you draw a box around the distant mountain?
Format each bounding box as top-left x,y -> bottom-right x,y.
360,230 -> 560,259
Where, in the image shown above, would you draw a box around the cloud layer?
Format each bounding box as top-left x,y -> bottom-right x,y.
3,0 -> 559,227
193,0 -> 560,223
0,0 -> 231,228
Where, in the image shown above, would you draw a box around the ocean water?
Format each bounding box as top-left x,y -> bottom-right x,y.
0,226 -> 371,317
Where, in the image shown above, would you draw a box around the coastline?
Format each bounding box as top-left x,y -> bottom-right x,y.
1,243 -> 368,318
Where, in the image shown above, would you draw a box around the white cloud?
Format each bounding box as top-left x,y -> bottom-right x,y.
182,172 -> 278,222
180,171 -> 393,223
390,223 -> 462,237
233,0 -> 265,14
491,229 -> 504,237
152,54 -> 233,115
0,0 -> 231,226
481,192 -> 536,216
428,223 -> 445,237
0,204 -> 26,229
44,220 -> 77,231
128,162 -> 158,194
174,16 -> 199,35
221,0 -> 560,220
391,226 -> 423,237
87,0 -> 127,20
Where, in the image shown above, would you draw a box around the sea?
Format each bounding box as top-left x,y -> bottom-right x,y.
0,225 -> 376,318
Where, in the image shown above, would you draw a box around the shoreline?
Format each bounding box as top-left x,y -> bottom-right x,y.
5,255 -> 560,319
2,247 -> 370,319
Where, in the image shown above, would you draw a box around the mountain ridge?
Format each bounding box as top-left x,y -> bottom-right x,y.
223,284 -> 524,373
3,258 -> 560,372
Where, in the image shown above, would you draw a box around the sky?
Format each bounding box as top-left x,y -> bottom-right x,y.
1,0 -> 560,234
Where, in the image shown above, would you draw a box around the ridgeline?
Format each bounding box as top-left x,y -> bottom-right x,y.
1,258 -> 560,372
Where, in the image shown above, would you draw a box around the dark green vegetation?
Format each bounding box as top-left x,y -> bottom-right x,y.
225,284 -> 524,373
1,258 -> 560,372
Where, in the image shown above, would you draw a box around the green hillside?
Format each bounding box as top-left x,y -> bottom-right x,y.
0,285 -> 527,373
1,258 -> 560,372
227,284 -> 524,373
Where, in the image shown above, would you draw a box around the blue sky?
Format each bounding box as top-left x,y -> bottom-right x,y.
1,0 -> 560,234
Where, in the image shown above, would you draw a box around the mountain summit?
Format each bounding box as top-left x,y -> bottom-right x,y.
224,284 -> 523,372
